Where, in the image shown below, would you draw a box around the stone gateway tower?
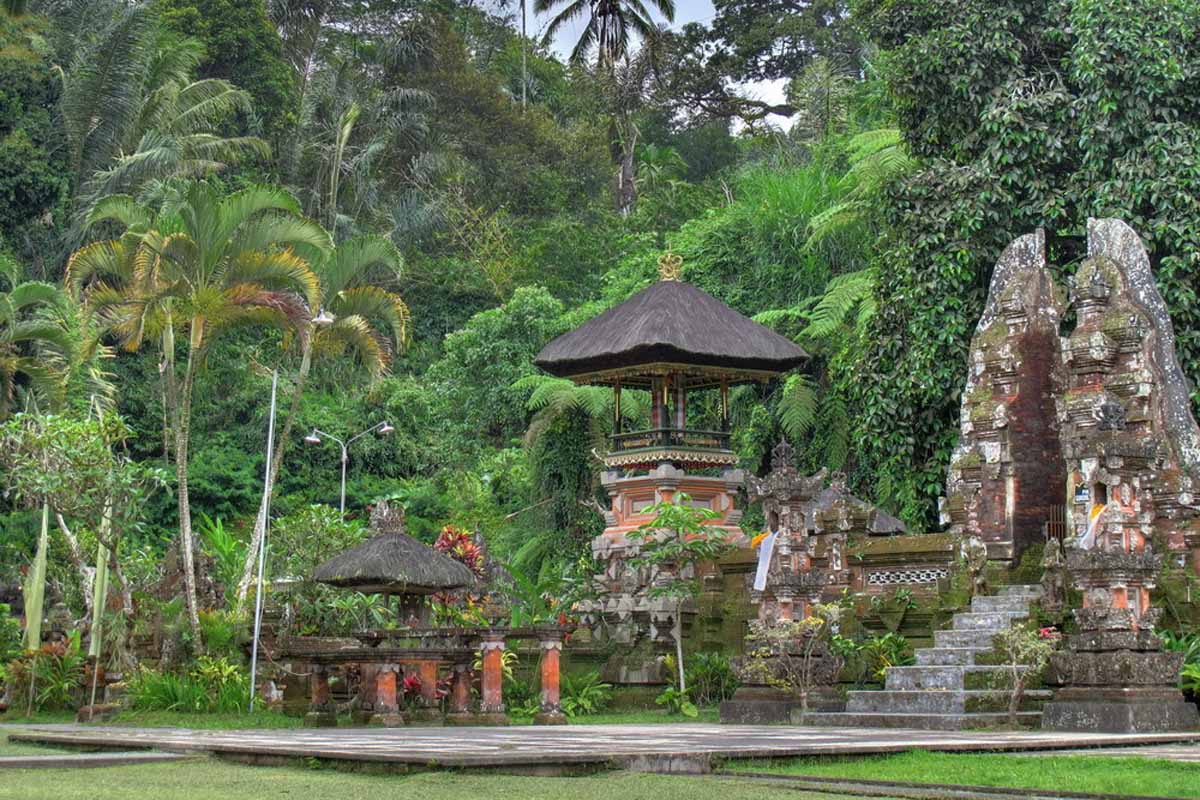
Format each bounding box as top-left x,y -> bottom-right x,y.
946,219 -> 1200,733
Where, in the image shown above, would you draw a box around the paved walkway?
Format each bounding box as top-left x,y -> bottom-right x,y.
8,723 -> 1200,770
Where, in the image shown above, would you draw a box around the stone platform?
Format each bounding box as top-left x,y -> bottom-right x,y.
7,723 -> 1200,773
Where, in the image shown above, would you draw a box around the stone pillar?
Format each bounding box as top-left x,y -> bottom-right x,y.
477,633 -> 508,724
303,664 -> 337,727
352,663 -> 378,724
368,664 -> 404,727
408,659 -> 443,724
445,662 -> 474,725
534,636 -> 567,725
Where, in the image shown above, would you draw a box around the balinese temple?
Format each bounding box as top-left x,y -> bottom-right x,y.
535,252 -> 808,681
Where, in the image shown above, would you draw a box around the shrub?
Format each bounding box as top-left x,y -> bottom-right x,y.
128,656 -> 257,714
560,671 -> 611,717
5,631 -> 87,712
685,651 -> 739,706
861,633 -> 913,683
0,603 -> 21,663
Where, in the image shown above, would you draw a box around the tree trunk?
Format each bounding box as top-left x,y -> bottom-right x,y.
54,513 -> 95,623
235,342 -> 313,610
174,343 -> 203,652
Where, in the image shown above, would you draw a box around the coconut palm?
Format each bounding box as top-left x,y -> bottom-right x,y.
69,182 -> 329,645
535,0 -> 676,69
234,234 -> 409,608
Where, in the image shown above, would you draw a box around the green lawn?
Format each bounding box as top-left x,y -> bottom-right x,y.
0,758 -> 880,800
727,750 -> 1200,798
2,707 -> 714,730
0,735 -> 63,756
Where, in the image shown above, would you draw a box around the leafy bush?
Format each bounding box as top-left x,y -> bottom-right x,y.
503,675 -> 541,717
5,631 -> 87,712
198,609 -> 247,661
685,651 -> 739,706
0,603 -> 21,663
197,514 -> 247,601
128,656 -> 257,714
861,633 -> 913,683
560,671 -> 612,717
655,685 -> 698,718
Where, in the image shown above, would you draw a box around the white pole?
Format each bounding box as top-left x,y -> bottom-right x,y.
249,370 -> 278,712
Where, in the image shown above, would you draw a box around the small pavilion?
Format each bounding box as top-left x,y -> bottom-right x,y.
535,252 -> 807,680
287,502 -> 571,727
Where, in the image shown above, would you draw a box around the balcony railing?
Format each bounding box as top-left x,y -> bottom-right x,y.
609,427 -> 732,454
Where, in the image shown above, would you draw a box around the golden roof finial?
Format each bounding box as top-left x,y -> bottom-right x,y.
657,247 -> 683,281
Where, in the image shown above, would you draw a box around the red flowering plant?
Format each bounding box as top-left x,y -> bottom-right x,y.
402,673 -> 421,697
1038,626 -> 1062,641
434,526 -> 484,578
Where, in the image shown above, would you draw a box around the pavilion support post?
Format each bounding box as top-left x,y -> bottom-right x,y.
409,659 -> 443,725
533,634 -> 567,725
446,662 -> 474,725
352,663 -> 379,724
303,665 -> 338,727
477,633 -> 508,725
368,664 -> 405,727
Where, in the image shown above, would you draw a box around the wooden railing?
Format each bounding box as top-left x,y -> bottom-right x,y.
609,427 -> 732,453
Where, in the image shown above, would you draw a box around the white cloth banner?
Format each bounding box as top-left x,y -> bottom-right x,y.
753,531 -> 778,592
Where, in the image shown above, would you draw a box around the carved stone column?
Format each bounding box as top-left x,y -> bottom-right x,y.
477,633 -> 508,724
303,664 -> 337,727
369,664 -> 404,727
534,635 -> 567,725
409,659 -> 443,724
445,662 -> 474,725
352,663 -> 378,724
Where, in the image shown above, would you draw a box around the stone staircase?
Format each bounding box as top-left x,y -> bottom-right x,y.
804,585 -> 1048,730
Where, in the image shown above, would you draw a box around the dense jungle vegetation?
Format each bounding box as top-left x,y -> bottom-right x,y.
2,0 -> 1200,651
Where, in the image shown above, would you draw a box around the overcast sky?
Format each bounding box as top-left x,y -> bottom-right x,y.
527,0 -> 790,127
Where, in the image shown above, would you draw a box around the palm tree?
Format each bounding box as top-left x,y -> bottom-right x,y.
234,234 -> 409,608
70,182 -> 329,645
535,0 -> 676,69
57,6 -> 269,246
0,256 -> 71,419
0,256 -> 72,650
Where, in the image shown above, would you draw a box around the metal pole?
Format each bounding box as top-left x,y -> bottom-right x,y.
249,370 -> 278,712
339,444 -> 347,518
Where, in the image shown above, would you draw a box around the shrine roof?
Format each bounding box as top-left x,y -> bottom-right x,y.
534,279 -> 808,384
313,532 -> 476,595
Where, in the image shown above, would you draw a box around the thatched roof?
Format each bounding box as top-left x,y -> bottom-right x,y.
535,280 -> 808,383
312,532 -> 476,595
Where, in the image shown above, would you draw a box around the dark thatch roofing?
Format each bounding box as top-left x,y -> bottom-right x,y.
535,280 -> 808,380
312,532 -> 476,595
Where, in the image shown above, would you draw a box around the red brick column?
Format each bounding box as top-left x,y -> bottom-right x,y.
534,635 -> 567,725
418,660 -> 439,707
303,665 -> 337,727
369,664 -> 404,727
478,633 -> 507,722
450,663 -> 472,712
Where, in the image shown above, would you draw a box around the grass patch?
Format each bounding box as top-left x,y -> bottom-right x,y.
0,757 -> 873,800
726,750 -> 1200,798
0,710 -> 76,725
0,735 -> 65,757
104,710 -> 304,729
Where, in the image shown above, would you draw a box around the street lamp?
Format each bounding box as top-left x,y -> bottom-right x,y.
304,421 -> 393,517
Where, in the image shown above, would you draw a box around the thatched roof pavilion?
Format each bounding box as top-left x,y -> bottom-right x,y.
534,278 -> 808,388
313,502 -> 475,595
534,253 -> 807,469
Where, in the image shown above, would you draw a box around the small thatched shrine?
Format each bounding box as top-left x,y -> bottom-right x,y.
313,502 -> 475,624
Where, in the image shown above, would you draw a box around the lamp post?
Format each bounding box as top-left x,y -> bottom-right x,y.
304,421 -> 394,517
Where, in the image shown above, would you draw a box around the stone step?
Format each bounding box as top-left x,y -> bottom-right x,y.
800,711 -> 1042,730
884,664 -> 1027,691
935,628 -> 1002,649
1000,584 -> 1043,598
915,647 -> 985,666
845,689 -> 1051,715
951,610 -> 1028,631
970,595 -> 1035,613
